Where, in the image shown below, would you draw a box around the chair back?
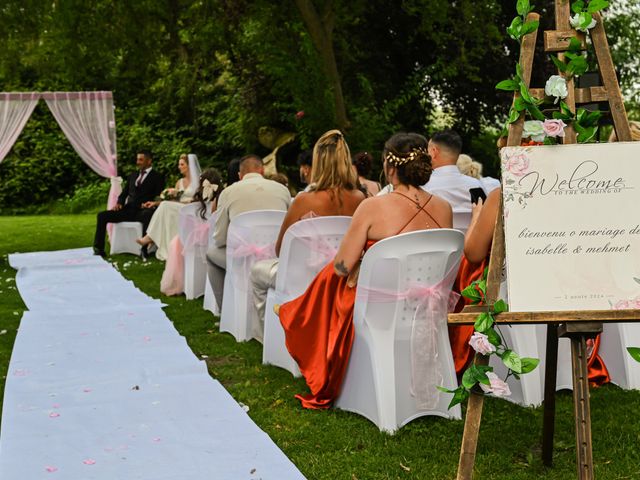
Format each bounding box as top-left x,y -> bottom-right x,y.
337,228 -> 464,432
220,209 -> 286,342
276,216 -> 351,297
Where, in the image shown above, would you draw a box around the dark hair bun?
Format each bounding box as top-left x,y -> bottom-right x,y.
402,157 -> 432,186
352,151 -> 373,177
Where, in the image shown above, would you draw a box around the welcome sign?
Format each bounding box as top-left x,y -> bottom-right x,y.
501,142 -> 640,312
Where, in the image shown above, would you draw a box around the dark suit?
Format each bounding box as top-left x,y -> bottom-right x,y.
93,169 -> 165,252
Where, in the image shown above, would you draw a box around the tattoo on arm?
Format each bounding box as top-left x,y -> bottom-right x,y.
334,259 -> 349,276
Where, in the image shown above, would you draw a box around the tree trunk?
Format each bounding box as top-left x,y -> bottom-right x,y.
294,0 -> 350,131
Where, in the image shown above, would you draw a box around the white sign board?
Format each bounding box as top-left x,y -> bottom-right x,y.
501,142 -> 640,312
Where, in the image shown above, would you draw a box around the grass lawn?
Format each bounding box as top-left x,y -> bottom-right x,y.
1,214 -> 640,479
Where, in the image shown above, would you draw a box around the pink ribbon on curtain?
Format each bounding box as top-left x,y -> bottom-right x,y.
356,260 -> 461,410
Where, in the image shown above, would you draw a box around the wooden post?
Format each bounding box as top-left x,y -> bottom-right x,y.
541,325 -> 559,466
456,355 -> 489,480
555,0 -> 577,143
590,12 -> 633,142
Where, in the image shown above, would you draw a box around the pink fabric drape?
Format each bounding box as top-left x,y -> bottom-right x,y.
0,93 -> 40,164
43,92 -> 120,210
356,260 -> 461,410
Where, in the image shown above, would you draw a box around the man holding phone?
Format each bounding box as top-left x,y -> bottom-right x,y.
421,130 -> 486,232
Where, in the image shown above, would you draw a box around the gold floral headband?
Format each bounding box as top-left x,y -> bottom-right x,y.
384,147 -> 428,166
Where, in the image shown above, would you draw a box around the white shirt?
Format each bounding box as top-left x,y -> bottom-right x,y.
480,176 -> 501,193
213,173 -> 291,247
422,165 -> 485,231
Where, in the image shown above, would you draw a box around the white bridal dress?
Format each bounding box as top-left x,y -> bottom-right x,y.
146,154 -> 201,260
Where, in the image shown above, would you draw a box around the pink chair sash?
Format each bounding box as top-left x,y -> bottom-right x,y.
227,230 -> 277,292
356,261 -> 461,410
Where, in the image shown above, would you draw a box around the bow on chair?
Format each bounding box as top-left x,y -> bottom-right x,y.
356,262 -> 460,410
227,231 -> 277,292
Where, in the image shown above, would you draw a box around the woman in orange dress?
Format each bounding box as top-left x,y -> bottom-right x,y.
453,188 -> 609,385
278,132 -> 453,409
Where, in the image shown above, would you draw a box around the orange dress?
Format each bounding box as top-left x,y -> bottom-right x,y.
451,256 -> 610,386
280,191 -> 442,409
279,239 -> 376,409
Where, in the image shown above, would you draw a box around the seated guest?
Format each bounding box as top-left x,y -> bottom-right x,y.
450,189 -> 609,385
93,150 -> 164,257
422,130 -> 485,231
250,130 -> 365,340
136,154 -> 202,260
277,132 -> 452,409
456,153 -> 500,193
352,151 -> 381,196
297,150 -> 313,188
226,157 -> 242,187
206,154 -> 291,307
160,168 -> 223,296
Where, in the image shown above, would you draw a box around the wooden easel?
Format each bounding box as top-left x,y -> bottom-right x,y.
448,2 -> 637,479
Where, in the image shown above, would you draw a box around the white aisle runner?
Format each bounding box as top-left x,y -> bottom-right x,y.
2,248 -> 305,479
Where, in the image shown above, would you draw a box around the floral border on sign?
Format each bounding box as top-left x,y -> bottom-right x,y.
501,147 -> 533,212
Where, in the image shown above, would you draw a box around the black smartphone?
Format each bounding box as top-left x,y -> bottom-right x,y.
469,187 -> 487,205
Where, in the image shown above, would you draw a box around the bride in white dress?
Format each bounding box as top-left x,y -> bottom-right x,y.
137,154 -> 202,260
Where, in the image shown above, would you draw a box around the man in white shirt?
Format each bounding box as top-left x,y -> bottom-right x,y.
206,154 -> 291,307
422,130 -> 485,232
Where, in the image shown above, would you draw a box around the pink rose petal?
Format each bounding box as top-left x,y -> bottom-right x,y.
152,437 -> 162,442
52,404 -> 60,409
83,459 -> 96,465
49,412 -> 60,418
143,336 -> 151,342
83,388 -> 92,393
45,466 -> 58,473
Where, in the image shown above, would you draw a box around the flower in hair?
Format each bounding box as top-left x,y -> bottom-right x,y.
202,179 -> 219,200
384,147 -> 428,166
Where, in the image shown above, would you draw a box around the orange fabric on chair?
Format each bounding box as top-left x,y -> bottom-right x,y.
278,242 -> 371,409
449,255 -> 488,376
587,335 -> 610,386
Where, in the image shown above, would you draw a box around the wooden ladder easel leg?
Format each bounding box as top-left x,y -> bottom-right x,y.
542,324 -> 559,466
571,335 -> 595,480
456,354 -> 489,480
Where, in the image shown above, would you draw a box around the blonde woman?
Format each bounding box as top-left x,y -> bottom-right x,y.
249,130 -> 366,340
457,153 -> 500,193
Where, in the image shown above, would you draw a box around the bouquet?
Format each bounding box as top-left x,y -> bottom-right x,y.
159,188 -> 183,201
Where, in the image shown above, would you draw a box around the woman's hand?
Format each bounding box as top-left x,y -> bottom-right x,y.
469,197 -> 484,230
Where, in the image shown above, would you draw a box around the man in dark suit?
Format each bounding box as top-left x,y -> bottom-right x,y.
93,150 -> 165,257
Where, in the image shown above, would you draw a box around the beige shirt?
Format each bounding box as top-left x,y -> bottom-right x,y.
213,173 -> 291,247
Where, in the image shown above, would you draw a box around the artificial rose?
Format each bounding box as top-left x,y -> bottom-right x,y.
570,12 -> 596,33
504,152 -> 530,177
523,120 -> 546,143
542,119 -> 567,138
480,372 -> 512,397
545,75 -> 568,103
469,332 -> 496,355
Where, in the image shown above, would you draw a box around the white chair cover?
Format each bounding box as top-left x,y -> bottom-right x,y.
336,229 -> 464,433
263,216 -> 352,376
109,222 -> 143,256
220,210 -> 285,342
203,213 -> 220,316
600,323 -> 640,390
178,202 -> 210,300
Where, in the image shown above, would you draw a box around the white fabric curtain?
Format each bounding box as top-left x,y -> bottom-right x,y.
43,92 -> 121,209
0,93 -> 40,164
